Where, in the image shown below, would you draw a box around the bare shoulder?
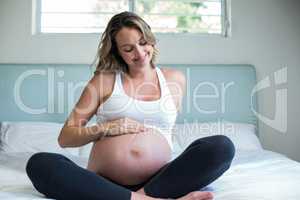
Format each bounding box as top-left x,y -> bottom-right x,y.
64,71 -> 116,127
89,71 -> 115,98
160,67 -> 186,86
76,71 -> 116,113
160,67 -> 186,111
90,71 -> 115,86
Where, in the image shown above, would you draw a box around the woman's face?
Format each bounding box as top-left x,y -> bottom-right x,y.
115,27 -> 154,69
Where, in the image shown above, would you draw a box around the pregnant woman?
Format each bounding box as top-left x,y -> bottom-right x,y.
26,11 -> 235,200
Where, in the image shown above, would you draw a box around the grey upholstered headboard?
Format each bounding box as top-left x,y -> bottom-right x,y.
0,64 -> 257,127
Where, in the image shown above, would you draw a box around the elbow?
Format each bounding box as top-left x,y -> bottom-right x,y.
58,126 -> 80,148
58,129 -> 69,148
58,135 -> 66,148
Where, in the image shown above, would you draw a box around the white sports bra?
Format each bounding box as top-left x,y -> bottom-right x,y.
96,67 -> 178,150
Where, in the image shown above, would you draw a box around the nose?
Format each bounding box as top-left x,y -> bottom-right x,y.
134,45 -> 145,59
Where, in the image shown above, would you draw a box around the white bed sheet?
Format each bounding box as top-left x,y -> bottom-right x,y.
0,150 -> 300,200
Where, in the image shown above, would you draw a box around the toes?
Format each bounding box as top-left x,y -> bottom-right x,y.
192,191 -> 214,200
205,192 -> 214,199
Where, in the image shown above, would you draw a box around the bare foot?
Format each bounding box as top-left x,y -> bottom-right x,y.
132,189 -> 213,200
176,191 -> 213,200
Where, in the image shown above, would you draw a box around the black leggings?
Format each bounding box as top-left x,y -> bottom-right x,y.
26,135 -> 235,200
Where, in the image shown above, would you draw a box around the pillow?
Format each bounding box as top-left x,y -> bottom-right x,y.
0,121 -> 80,156
171,121 -> 263,153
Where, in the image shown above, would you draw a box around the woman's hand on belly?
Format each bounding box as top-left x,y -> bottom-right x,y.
87,127 -> 172,185
100,117 -> 147,138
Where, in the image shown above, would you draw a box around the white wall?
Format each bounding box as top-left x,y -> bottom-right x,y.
1,0 -> 300,161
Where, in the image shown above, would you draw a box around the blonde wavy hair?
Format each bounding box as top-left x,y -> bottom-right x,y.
93,11 -> 159,75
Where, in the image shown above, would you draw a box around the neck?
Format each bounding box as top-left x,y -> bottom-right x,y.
127,64 -> 156,80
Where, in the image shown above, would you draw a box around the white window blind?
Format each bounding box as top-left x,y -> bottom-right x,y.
35,0 -> 228,35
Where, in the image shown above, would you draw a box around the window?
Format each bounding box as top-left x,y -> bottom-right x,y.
34,0 -> 229,35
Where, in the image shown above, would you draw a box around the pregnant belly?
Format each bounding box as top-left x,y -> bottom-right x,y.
87,128 -> 172,185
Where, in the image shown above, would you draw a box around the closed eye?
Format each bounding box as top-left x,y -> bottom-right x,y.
139,40 -> 147,45
122,44 -> 134,52
124,48 -> 133,52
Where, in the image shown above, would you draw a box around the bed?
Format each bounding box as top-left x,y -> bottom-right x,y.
0,64 -> 299,200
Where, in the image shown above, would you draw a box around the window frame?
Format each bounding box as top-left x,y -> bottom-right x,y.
32,0 -> 231,37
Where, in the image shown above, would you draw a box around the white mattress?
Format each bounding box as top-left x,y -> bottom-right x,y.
0,150 -> 300,200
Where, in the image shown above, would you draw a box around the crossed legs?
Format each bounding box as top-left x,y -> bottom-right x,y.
26,135 -> 235,200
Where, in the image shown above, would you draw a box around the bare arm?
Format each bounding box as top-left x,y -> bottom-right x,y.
58,72 -> 114,148
161,68 -> 186,112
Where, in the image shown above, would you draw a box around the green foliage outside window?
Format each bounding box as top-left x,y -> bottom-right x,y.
136,0 -> 207,33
